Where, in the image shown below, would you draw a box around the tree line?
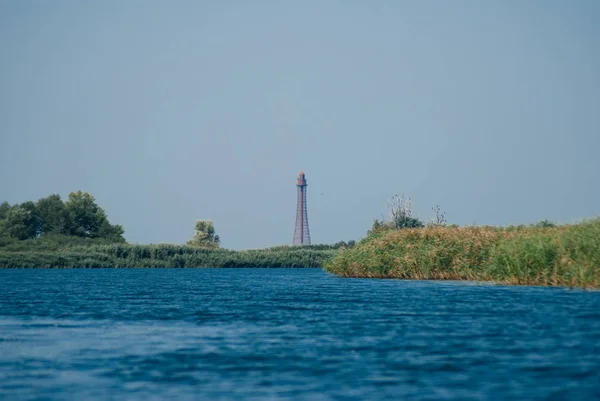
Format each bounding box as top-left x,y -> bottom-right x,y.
0,190 -> 355,258
0,191 -> 125,242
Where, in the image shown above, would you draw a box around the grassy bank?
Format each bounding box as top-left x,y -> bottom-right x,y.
324,219 -> 600,288
0,236 -> 338,268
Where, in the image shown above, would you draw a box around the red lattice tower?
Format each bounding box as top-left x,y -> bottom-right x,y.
293,171 -> 311,245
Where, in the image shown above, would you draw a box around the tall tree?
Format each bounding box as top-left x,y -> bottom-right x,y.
0,202 -> 11,238
65,190 -> 124,241
4,204 -> 40,240
36,194 -> 69,235
187,220 -> 220,249
20,202 -> 42,238
65,191 -> 106,238
0,202 -> 10,220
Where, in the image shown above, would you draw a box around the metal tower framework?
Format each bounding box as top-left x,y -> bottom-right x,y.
293,171 -> 311,245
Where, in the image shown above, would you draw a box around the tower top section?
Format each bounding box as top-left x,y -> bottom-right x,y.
297,171 -> 307,186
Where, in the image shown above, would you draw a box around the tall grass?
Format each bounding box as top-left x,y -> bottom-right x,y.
324,219 -> 600,288
0,239 -> 338,268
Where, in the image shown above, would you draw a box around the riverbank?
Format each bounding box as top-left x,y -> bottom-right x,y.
0,238 -> 337,268
324,218 -> 600,288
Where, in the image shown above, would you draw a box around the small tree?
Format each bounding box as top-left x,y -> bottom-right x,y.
426,205 -> 447,227
388,194 -> 424,229
367,218 -> 393,235
533,219 -> 556,228
188,220 -> 220,249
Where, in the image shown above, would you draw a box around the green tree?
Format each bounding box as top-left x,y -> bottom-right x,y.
0,202 -> 10,238
21,202 -> 42,238
97,220 -> 126,243
66,191 -> 106,237
65,191 -> 125,241
0,202 -> 10,220
187,220 -> 220,249
36,194 -> 69,235
395,213 -> 424,229
534,219 -> 556,228
5,205 -> 40,240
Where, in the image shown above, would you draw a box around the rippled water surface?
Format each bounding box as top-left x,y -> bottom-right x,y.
1,268 -> 599,400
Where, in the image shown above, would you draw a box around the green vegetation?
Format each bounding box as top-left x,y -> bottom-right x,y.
0,191 -> 124,242
385,194 -> 425,229
0,192 -> 344,268
324,218 -> 600,288
187,220 -> 220,249
0,235 -> 337,268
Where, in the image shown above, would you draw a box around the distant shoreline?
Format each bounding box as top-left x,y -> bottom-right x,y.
0,241 -> 337,269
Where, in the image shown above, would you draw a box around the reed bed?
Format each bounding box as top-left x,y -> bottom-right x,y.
0,242 -> 337,268
324,219 -> 600,288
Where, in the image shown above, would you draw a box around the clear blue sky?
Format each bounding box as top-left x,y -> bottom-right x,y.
1,1 -> 599,249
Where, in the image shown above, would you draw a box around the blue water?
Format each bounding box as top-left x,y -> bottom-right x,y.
0,269 -> 599,400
